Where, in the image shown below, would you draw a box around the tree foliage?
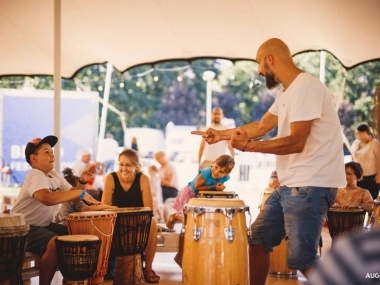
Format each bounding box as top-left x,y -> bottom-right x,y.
1,53 -> 379,146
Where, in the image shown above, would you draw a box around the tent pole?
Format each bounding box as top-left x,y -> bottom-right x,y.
96,62 -> 113,160
54,0 -> 61,172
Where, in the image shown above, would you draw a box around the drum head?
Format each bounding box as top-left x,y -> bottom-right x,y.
328,208 -> 364,213
197,191 -> 236,195
103,207 -> 151,213
68,211 -> 115,217
187,198 -> 245,207
57,234 -> 99,241
0,213 -> 26,227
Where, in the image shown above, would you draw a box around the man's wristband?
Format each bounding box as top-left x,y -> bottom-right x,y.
79,190 -> 86,199
210,185 -> 215,190
78,178 -> 88,185
358,202 -> 362,209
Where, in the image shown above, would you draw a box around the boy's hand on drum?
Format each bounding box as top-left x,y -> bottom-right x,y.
215,183 -> 226,191
82,192 -> 102,205
97,204 -> 117,210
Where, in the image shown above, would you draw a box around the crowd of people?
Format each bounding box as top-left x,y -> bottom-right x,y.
4,37 -> 380,285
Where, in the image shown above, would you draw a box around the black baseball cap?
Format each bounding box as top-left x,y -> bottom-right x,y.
25,135 -> 58,163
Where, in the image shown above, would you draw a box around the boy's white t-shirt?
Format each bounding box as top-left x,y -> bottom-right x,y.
11,168 -> 72,227
268,73 -> 346,187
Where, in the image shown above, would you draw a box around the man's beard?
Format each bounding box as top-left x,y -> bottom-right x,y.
213,118 -> 220,124
265,71 -> 279,90
264,62 -> 279,90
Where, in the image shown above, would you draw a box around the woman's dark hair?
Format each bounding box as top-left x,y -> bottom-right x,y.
62,167 -> 79,187
356,123 -> 374,138
345,161 -> 363,180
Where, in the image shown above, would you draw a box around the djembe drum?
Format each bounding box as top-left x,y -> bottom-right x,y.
260,189 -> 297,276
196,191 -> 238,199
0,213 -> 29,285
66,211 -> 116,284
182,198 -> 250,285
108,207 -> 153,285
327,208 -> 365,244
56,235 -> 101,285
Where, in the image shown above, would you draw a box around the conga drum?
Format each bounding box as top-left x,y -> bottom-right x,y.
56,235 -> 101,285
260,189 -> 296,276
182,198 -> 250,285
196,191 -> 238,199
66,211 -> 117,284
0,213 -> 29,285
260,188 -> 274,210
327,208 -> 365,244
108,207 -> 153,285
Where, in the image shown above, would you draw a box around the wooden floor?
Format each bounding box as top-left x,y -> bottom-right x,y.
23,227 -> 331,285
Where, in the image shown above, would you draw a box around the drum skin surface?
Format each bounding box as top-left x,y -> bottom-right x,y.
55,235 -> 101,284
182,198 -> 249,285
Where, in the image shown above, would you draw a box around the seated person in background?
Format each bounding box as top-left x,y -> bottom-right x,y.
268,170 -> 280,190
148,165 -> 164,223
73,148 -> 103,200
154,151 -> 179,202
331,161 -> 374,213
166,154 -> 235,230
54,167 -> 116,225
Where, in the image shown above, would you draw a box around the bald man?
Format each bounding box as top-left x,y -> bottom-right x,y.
198,107 -> 235,169
192,38 -> 346,284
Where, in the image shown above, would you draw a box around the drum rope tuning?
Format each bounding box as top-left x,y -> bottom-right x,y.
90,219 -> 114,237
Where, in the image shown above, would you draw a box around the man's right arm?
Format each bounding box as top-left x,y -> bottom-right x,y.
193,111 -> 278,144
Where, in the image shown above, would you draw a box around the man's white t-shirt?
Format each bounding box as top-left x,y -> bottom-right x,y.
203,124 -> 230,162
11,169 -> 72,227
268,73 -> 346,187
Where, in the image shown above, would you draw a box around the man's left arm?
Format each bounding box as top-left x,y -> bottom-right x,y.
232,120 -> 313,155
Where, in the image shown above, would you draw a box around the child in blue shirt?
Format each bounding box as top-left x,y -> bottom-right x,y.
166,154 -> 235,229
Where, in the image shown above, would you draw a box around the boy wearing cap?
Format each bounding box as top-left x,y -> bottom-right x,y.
11,135 -> 101,285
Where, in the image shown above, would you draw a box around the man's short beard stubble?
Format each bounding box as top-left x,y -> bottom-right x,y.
264,63 -> 279,90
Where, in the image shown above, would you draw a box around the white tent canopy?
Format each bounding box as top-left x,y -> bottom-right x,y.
1,0 -> 380,78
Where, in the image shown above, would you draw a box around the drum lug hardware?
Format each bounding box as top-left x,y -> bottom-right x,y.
193,227 -> 203,241
247,228 -> 252,239
224,227 -> 235,243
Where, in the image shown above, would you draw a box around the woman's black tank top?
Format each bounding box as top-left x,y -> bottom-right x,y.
111,172 -> 144,207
